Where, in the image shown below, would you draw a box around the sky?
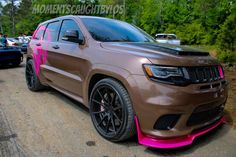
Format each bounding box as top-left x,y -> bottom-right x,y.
0,0 -> 21,7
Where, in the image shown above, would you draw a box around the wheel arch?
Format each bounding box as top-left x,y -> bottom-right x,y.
84,65 -> 134,108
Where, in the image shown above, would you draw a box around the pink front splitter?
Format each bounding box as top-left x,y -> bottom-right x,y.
135,116 -> 225,149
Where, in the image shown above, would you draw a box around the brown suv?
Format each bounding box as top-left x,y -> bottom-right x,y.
25,16 -> 228,148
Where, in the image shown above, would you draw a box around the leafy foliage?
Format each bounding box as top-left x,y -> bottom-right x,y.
0,0 -> 235,63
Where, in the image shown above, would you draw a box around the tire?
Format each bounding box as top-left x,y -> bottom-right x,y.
25,59 -> 45,91
89,78 -> 135,142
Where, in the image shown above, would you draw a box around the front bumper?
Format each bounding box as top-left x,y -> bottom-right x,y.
125,74 -> 228,148
135,116 -> 225,148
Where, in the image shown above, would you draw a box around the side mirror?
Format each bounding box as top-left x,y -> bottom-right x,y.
62,30 -> 84,45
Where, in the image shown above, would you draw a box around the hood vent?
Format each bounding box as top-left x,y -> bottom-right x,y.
119,43 -> 210,56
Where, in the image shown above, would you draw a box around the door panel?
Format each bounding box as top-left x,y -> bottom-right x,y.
41,19 -> 88,97
42,42 -> 89,97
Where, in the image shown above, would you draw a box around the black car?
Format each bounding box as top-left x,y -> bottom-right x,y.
0,43 -> 23,66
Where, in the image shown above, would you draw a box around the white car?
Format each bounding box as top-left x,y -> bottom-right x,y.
155,34 -> 181,45
18,36 -> 30,44
7,38 -> 20,47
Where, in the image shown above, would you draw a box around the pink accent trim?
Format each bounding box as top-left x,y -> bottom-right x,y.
218,65 -> 224,79
135,116 -> 225,149
33,25 -> 51,76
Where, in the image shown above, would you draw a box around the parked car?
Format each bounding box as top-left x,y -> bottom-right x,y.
18,36 -> 30,44
155,33 -> 181,45
26,16 -> 228,149
18,36 -> 30,52
7,38 -> 21,47
0,43 -> 23,66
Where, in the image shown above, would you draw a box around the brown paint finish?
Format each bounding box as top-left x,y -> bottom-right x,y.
27,15 -> 228,138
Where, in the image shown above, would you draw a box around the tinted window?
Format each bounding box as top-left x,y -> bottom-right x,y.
33,24 -> 46,40
44,21 -> 60,42
81,18 -> 155,42
168,35 -> 177,40
156,35 -> 165,39
59,19 -> 83,42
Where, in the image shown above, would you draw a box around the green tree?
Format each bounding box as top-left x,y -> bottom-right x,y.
217,2 -> 236,51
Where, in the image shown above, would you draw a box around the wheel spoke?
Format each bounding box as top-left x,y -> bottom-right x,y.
26,68 -> 30,74
104,88 -> 111,104
105,117 -> 111,133
97,89 -> 109,105
113,112 -> 122,123
113,106 -> 122,111
30,76 -> 34,87
92,99 -> 108,109
111,93 -> 116,105
26,70 -> 31,75
111,116 -> 116,133
26,65 -> 34,76
97,116 -> 107,127
29,65 -> 33,73
97,89 -> 104,99
92,110 -> 106,115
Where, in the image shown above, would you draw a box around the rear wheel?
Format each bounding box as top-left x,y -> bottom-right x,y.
89,78 -> 135,142
25,59 -> 45,91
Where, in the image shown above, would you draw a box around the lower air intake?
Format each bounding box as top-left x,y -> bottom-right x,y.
153,114 -> 181,130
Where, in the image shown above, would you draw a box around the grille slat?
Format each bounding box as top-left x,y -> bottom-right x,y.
212,66 -> 216,80
204,67 -> 210,81
194,68 -> 199,82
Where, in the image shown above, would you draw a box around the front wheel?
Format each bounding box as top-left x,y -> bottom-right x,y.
89,78 -> 135,142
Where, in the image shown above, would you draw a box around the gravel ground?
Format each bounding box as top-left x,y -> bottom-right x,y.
0,60 -> 236,157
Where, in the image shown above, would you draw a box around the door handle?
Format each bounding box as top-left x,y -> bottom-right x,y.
52,45 -> 60,49
36,43 -> 41,46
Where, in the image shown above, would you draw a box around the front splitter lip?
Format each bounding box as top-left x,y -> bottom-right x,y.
135,116 -> 225,149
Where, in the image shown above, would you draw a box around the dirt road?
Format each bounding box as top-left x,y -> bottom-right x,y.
0,60 -> 236,157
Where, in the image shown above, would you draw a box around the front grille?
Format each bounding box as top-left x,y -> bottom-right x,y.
187,105 -> 224,126
186,66 -> 223,84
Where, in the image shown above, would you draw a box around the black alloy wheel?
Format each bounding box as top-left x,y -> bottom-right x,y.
25,59 -> 45,91
89,78 -> 135,142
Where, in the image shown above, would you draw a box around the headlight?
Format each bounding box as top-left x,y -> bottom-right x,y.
143,64 -> 188,85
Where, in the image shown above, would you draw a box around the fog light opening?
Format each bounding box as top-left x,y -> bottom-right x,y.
153,114 -> 181,130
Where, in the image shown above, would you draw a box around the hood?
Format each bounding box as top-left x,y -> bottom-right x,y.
101,42 -> 209,56
100,42 -> 219,66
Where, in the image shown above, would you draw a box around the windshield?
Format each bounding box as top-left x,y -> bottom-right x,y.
81,17 -> 156,43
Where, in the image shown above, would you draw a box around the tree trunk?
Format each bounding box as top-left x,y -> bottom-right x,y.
11,0 -> 16,36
